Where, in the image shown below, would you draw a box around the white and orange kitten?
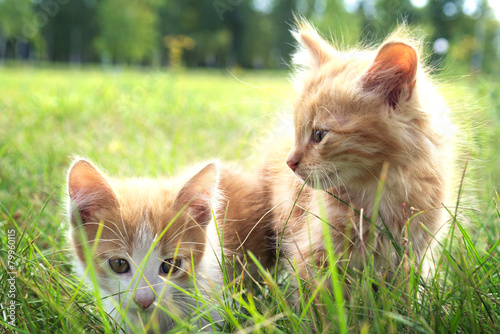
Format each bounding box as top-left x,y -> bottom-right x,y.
66,159 -> 273,332
264,21 -> 455,282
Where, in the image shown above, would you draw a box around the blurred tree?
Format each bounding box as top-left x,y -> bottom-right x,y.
40,0 -> 98,63
422,0 -> 499,73
164,35 -> 195,68
160,0 -> 231,67
310,0 -> 362,47
0,0 -> 41,60
94,0 -> 162,64
0,0 -> 498,72
351,0 -> 499,73
356,0 -> 423,43
267,0 -> 297,67
240,11 -> 280,68
478,6 -> 500,74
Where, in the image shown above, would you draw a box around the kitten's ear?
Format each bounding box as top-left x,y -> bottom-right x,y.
67,159 -> 118,226
361,42 -> 418,110
292,21 -> 334,68
174,162 -> 219,227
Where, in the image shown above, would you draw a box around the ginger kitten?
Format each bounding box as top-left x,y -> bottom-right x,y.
264,21 -> 455,282
66,159 -> 273,332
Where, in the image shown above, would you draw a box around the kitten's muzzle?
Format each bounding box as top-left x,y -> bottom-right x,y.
135,289 -> 155,310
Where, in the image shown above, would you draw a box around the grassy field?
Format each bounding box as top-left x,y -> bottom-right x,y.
0,65 -> 499,333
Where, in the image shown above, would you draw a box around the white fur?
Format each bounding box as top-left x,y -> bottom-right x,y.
71,219 -> 224,333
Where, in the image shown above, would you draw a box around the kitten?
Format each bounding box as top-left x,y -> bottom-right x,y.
263,21 -> 455,282
66,159 -> 273,332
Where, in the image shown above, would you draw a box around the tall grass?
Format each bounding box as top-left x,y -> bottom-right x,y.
0,66 -> 499,333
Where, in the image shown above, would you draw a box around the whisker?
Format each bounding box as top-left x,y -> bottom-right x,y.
102,218 -> 128,242
118,206 -> 132,248
164,223 -> 204,244
70,222 -> 123,240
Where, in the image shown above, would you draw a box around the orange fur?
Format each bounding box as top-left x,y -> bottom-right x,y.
218,163 -> 275,272
67,159 -> 273,331
263,21 -> 454,282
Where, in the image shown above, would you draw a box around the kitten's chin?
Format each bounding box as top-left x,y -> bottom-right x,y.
127,306 -> 174,332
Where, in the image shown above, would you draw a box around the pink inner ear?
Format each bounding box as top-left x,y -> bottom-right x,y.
68,160 -> 117,223
188,199 -> 212,224
179,185 -> 215,225
175,163 -> 218,226
363,42 -> 418,109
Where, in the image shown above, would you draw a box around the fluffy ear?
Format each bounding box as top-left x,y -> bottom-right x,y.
67,159 -> 118,226
292,21 -> 334,69
361,42 -> 418,110
174,162 -> 219,227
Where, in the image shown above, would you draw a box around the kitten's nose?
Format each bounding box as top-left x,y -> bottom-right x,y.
286,158 -> 300,172
286,150 -> 302,172
135,291 -> 155,310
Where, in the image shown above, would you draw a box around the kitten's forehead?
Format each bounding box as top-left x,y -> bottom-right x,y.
135,221 -> 155,250
293,55 -> 377,136
98,179 -> 205,252
294,86 -> 347,134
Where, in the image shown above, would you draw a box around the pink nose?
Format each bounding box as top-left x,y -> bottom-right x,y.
286,157 -> 300,172
134,292 -> 155,310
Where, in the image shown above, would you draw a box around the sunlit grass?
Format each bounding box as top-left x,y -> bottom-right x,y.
0,66 -> 499,333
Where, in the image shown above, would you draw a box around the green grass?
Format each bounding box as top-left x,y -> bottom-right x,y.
0,65 -> 499,333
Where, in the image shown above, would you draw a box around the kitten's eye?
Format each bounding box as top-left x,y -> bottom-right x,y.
109,258 -> 130,274
160,258 -> 182,274
313,129 -> 329,143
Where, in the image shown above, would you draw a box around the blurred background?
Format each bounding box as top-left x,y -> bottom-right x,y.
1,0 -> 499,74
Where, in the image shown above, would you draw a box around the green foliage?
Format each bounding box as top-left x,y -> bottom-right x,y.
1,0 -> 498,71
0,0 -> 36,38
0,67 -> 499,333
0,0 -> 44,59
94,0 -> 162,63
